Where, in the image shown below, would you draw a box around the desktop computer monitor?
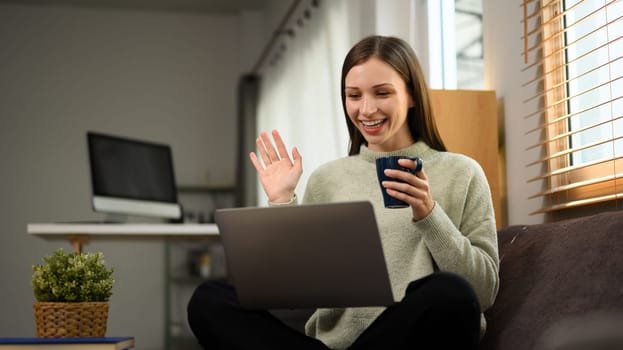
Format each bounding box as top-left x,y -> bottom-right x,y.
87,131 -> 182,221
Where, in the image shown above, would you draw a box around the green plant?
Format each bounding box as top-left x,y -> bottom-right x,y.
32,248 -> 114,302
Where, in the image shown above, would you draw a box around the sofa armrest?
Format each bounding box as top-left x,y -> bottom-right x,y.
479,210 -> 623,350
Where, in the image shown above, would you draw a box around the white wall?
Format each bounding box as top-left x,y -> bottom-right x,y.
483,0 -> 544,225
0,3 -> 262,348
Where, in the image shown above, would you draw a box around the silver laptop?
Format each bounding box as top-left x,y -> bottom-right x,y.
214,201 -> 394,309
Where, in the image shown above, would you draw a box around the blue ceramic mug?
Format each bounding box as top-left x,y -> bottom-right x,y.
375,156 -> 423,208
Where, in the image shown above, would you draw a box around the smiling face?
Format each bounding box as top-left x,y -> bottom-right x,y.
344,57 -> 415,152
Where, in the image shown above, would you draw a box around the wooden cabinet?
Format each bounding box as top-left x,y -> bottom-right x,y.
429,90 -> 506,228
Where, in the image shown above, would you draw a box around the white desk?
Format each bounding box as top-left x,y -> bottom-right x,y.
28,223 -> 220,253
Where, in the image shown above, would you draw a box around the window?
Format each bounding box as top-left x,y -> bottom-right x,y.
424,0 -> 485,89
565,0 -> 623,165
455,0 -> 484,89
522,0 -> 623,214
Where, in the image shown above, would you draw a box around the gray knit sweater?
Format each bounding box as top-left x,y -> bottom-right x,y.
299,141 -> 499,349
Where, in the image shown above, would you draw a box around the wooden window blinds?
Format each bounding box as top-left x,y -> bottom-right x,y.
521,0 -> 623,214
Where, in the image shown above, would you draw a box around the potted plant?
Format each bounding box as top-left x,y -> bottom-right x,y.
31,248 -> 114,337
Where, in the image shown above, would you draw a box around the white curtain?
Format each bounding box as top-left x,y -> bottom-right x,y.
256,0 -> 351,206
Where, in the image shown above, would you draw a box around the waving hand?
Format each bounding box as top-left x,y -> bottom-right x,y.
249,130 -> 303,203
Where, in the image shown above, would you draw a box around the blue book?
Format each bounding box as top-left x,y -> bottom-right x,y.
0,337 -> 134,350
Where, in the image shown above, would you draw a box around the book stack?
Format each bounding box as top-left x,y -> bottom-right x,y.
0,337 -> 134,350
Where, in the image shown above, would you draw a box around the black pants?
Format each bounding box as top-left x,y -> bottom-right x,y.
187,271 -> 481,350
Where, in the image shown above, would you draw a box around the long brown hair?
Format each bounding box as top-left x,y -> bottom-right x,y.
341,35 -> 446,155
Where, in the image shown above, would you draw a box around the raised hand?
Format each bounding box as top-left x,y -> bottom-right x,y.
249,130 -> 303,203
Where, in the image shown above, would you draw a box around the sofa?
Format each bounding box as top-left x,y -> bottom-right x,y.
479,210 -> 623,350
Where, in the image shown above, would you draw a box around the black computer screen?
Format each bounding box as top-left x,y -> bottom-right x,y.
88,132 -> 178,204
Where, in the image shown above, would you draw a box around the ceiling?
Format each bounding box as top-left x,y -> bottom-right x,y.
0,0 -> 274,13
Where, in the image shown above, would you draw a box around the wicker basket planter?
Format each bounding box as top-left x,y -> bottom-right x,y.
33,301 -> 109,337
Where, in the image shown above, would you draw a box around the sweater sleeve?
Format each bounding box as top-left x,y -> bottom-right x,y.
414,161 -> 500,311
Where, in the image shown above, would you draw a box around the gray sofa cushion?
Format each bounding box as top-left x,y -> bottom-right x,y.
480,210 -> 623,350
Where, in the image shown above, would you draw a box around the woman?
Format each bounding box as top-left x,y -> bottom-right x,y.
188,35 -> 499,350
